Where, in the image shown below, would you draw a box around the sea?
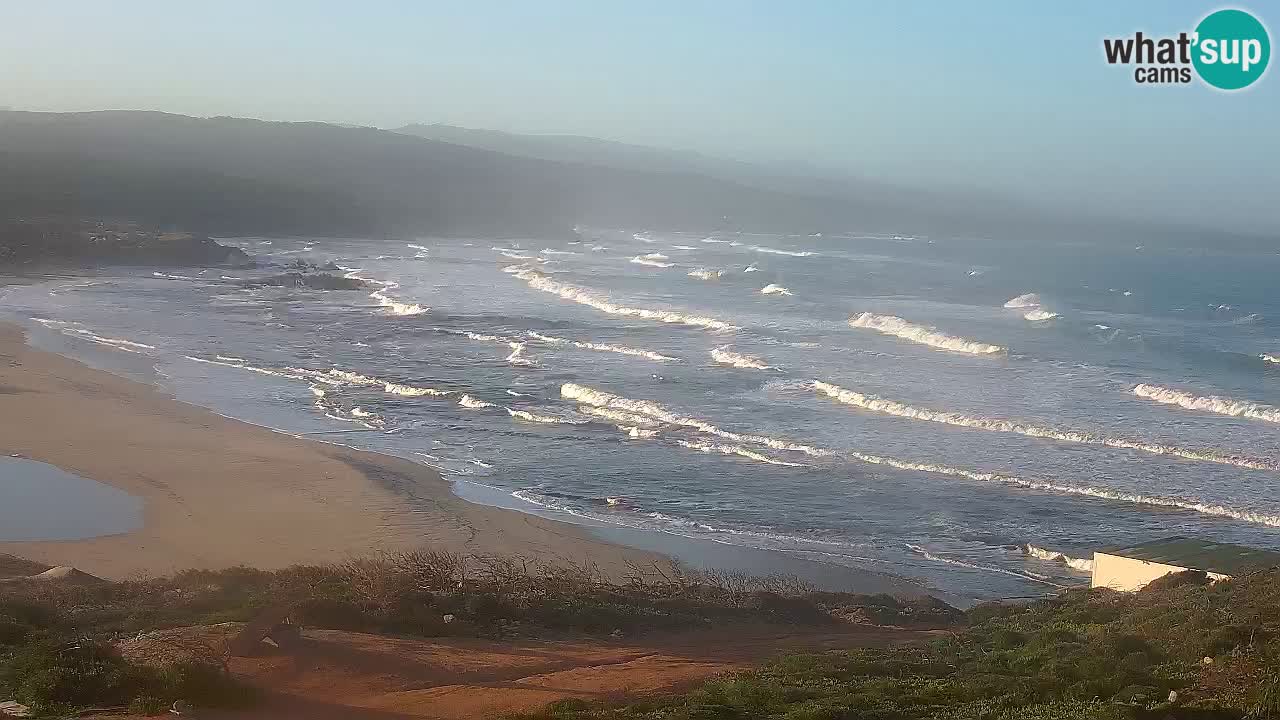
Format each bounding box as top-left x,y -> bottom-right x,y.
4,228 -> 1279,604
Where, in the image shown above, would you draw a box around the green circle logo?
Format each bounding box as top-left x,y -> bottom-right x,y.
1192,9 -> 1270,90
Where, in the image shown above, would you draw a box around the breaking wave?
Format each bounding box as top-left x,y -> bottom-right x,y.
340,267 -> 427,316
711,346 -> 775,370
760,284 -> 793,296
406,243 -> 429,252
1133,384 -> 1280,424
499,250 -> 534,260
1024,544 -> 1094,572
907,545 -> 1065,587
744,263 -> 760,272
849,313 -> 1005,355
1024,310 -> 1059,321
1004,293 -> 1042,308
675,440 -> 804,467
509,267 -> 738,331
631,253 -> 675,268
687,268 -> 723,280
812,381 -> 1275,471
750,245 -> 817,257
1262,353 -> 1280,365
458,394 -> 497,409
506,408 -> 582,425
526,331 -> 676,361
35,319 -> 157,353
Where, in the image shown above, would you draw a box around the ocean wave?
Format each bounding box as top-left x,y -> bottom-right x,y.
313,368 -> 452,397
340,267 -> 427,316
382,381 -> 451,397
562,383 -> 829,458
526,331 -> 676,361
540,249 -> 579,256
579,405 -> 664,428
36,319 -> 157,353
406,243 -> 429,252
152,272 -> 199,281
1004,293 -> 1042,308
675,440 -> 804,467
907,544 -> 1065,587
458,394 -> 497,409
185,355 -> 307,381
619,425 -> 661,438
711,346 -> 775,370
849,313 -> 1005,355
702,237 -> 733,244
687,268 -> 723,280
509,267 -> 738,331
812,380 -> 1275,471
630,253 -> 675,268
632,233 -> 656,243
1024,310 -> 1059,321
671,245 -> 699,251
503,341 -> 537,367
760,283 -> 793,296
1261,353 -> 1280,365
744,263 -> 760,272
499,250 -> 534,259
1133,384 -> 1280,424
1024,544 -> 1094,572
750,245 -> 817,257
506,407 -> 582,424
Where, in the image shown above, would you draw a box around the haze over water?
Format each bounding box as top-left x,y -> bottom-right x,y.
6,228 -> 1280,603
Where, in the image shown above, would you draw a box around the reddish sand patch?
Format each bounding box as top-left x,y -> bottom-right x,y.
102,623 -> 940,719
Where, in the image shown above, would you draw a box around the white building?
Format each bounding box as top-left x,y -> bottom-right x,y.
1092,536 -> 1280,592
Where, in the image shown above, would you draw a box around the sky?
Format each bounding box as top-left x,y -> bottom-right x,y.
1,1 -> 1277,234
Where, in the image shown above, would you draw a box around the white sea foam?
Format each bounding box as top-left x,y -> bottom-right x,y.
676,440 -> 804,467
407,243 -> 429,252
1004,293 -> 1042,308
1261,353 -> 1280,365
687,268 -> 723,280
382,381 -> 451,397
152,272 -> 198,281
849,313 -> 1005,355
37,319 -> 157,353
526,331 -> 676,362
1024,310 -> 1059,321
506,408 -> 580,424
1133,384 -> 1280,424
579,405 -> 664,428
562,383 -> 829,458
1024,544 -> 1094,572
907,545 -> 1064,587
702,237 -> 733,244
510,268 -> 738,331
563,384 -> 1280,527
743,263 -> 760,273
499,250 -> 534,259
632,233 -> 655,243
671,245 -> 698,250
812,380 -> 1275,471
458,394 -> 497,409
341,267 -> 427,316
750,245 -> 817,257
630,253 -> 674,268
760,283 -> 793,296
503,341 -> 537,367
540,249 -> 579,256
710,346 -> 775,370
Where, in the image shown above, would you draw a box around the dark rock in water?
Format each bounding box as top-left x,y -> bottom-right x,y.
244,272 -> 365,290
0,219 -> 251,267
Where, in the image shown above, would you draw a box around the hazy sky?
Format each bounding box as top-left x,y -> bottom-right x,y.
2,1 -> 1277,234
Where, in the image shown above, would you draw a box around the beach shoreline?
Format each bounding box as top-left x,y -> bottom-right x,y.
0,317 -> 923,596
0,319 -> 664,579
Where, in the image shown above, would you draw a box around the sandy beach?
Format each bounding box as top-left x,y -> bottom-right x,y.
0,320 -> 661,579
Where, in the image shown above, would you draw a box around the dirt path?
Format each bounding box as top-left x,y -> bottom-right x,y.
116,623 -> 942,719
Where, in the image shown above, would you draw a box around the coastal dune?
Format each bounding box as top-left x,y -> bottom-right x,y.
0,322 -> 657,579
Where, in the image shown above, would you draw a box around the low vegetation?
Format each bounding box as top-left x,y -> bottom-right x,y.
0,552 -> 953,716
513,569 -> 1280,720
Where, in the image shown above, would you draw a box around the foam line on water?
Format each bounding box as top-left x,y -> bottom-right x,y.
812,381 -> 1276,471
710,346 -> 776,370
527,331 -> 677,362
510,268 -> 738,331
1133,384 -> 1280,424
849,313 -> 1005,355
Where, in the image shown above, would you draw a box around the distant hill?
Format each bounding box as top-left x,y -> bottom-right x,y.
0,111 -> 916,239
